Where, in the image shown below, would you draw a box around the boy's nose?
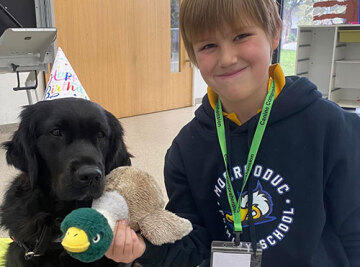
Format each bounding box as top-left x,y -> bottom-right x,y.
218,46 -> 237,67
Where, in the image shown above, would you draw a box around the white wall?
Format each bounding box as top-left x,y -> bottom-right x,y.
0,68 -> 206,126
193,67 -> 207,104
0,72 -> 45,125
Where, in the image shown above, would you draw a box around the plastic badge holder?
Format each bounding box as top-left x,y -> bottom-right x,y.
211,241 -> 263,267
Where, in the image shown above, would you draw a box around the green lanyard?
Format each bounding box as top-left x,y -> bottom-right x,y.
215,79 -> 275,237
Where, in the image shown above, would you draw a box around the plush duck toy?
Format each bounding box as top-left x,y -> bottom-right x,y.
60,166 -> 193,263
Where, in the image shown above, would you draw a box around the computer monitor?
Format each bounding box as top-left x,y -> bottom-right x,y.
0,0 -> 37,36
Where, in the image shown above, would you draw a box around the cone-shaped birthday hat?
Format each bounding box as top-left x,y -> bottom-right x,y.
43,47 -> 90,100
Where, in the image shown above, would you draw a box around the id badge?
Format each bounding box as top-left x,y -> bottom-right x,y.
210,241 -> 263,267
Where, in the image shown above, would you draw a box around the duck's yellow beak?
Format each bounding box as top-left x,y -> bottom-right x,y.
61,227 -> 90,253
226,207 -> 261,223
240,208 -> 248,221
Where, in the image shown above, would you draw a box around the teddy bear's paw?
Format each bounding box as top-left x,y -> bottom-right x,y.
139,209 -> 193,246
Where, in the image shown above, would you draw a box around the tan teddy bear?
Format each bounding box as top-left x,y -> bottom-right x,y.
104,166 -> 193,244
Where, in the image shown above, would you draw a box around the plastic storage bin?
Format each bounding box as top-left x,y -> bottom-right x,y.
339,30 -> 360,43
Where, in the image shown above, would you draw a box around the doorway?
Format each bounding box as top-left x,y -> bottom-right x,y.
53,0 -> 193,118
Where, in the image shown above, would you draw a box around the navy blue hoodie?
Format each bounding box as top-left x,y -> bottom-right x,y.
138,76 -> 360,267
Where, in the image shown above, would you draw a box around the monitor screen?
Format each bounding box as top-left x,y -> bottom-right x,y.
0,0 -> 37,36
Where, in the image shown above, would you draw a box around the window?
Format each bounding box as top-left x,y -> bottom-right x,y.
170,0 -> 180,72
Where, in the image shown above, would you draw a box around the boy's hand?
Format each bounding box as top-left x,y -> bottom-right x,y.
105,220 -> 146,263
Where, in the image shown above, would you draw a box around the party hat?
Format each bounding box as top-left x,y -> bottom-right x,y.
43,47 -> 90,100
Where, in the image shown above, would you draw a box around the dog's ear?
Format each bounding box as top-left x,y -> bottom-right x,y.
104,110 -> 132,174
3,133 -> 27,172
2,105 -> 39,188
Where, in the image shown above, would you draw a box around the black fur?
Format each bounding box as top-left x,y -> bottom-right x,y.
0,98 -> 131,266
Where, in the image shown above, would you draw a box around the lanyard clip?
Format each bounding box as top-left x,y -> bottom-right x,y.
234,231 -> 241,246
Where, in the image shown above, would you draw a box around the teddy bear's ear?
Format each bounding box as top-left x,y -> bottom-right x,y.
139,209 -> 193,246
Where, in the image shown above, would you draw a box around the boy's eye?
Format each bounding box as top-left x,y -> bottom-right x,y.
201,43 -> 216,51
234,33 -> 251,41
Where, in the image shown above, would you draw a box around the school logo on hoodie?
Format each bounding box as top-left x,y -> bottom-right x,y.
214,164 -> 295,250
224,181 -> 276,228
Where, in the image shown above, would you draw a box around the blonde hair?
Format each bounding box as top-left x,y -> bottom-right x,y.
180,0 -> 282,64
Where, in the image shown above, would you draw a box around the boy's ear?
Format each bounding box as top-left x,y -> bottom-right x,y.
271,24 -> 282,50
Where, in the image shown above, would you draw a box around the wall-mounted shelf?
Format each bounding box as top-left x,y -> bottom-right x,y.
296,24 -> 360,108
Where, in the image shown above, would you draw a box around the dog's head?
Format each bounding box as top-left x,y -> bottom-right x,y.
2,98 -> 131,201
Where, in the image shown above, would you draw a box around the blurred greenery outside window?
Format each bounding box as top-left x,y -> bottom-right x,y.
280,0 -> 313,76
171,0 -> 180,72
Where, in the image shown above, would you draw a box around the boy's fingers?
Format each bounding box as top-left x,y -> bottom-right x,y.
113,220 -> 127,254
105,220 -> 120,258
104,221 -> 145,263
131,229 -> 138,244
131,230 -> 143,257
123,226 -> 133,255
111,220 -> 120,255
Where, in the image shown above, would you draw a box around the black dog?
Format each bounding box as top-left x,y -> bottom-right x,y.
0,98 -> 131,266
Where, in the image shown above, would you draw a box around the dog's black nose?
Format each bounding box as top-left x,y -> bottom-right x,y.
76,166 -> 102,183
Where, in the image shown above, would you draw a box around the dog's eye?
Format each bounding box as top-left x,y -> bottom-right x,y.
50,129 -> 62,137
97,131 -> 105,138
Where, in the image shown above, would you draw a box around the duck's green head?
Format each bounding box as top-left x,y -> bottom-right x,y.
61,208 -> 113,263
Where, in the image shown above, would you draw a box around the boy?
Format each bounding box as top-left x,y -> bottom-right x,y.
105,0 -> 360,266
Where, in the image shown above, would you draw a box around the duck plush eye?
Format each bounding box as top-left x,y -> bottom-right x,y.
92,234 -> 101,243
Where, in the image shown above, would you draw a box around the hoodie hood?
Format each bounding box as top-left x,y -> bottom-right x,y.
195,76 -> 321,133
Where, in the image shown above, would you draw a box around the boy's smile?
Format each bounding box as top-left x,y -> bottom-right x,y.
193,24 -> 280,122
217,66 -> 248,79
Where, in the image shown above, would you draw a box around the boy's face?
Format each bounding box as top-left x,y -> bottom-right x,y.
193,24 -> 280,106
